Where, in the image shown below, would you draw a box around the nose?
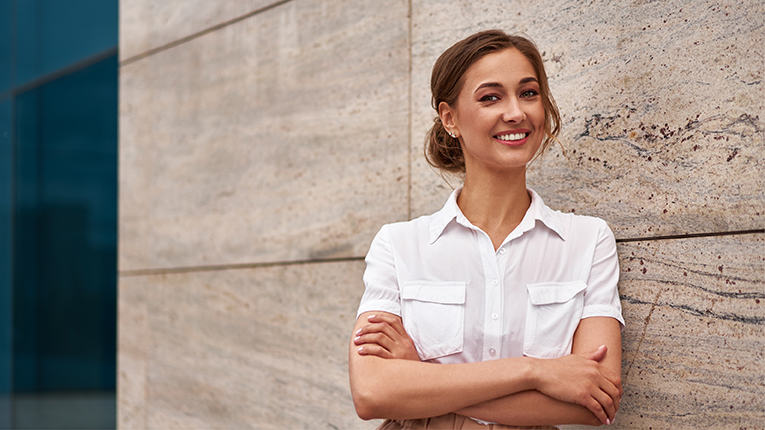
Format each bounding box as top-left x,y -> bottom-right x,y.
501,97 -> 525,123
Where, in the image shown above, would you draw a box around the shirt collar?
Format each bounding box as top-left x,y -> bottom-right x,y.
428,187 -> 566,244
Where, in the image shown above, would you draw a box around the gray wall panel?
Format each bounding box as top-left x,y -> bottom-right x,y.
118,261 -> 378,429
119,0 -> 410,271
120,0 -> 281,60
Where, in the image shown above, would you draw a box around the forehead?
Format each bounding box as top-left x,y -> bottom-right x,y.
461,48 -> 537,90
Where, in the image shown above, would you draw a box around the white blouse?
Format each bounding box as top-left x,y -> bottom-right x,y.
357,188 -> 624,364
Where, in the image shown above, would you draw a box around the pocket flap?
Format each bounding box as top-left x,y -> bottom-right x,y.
401,282 -> 466,304
526,281 -> 587,305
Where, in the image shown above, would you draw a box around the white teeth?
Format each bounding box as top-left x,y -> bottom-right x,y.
497,133 -> 527,141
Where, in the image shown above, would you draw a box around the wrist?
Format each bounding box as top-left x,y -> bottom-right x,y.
521,356 -> 541,391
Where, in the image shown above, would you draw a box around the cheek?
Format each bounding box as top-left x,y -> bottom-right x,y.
533,106 -> 546,129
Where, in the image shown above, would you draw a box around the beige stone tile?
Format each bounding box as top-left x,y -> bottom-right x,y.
409,0 -> 764,238
614,233 -> 764,429
117,278 -> 149,429
119,0 -> 279,61
119,232 -> 763,429
120,0 -> 410,271
117,260 -> 379,429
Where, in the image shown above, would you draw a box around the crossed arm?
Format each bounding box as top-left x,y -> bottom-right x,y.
348,312 -> 622,426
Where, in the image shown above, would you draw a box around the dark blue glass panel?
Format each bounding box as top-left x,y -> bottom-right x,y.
13,55 -> 117,394
12,87 -> 41,395
0,1 -> 12,95
0,98 -> 12,428
16,0 -> 118,87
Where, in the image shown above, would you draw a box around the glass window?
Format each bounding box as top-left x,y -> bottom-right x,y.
0,98 -> 12,429
15,0 -> 118,87
12,54 -> 118,429
0,2 -> 12,94
2,1 -> 118,427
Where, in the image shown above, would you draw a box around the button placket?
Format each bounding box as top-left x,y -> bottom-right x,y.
478,232 -> 503,361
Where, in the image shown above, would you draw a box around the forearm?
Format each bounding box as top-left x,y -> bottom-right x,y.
350,313 -> 537,420
456,390 -> 602,427
350,354 -> 539,420
458,317 -> 623,426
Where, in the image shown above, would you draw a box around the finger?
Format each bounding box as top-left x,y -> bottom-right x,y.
582,396 -> 608,425
356,322 -> 400,341
600,377 -> 622,413
368,314 -> 408,336
599,366 -> 623,395
584,345 -> 607,361
357,344 -> 393,359
355,332 -> 395,352
592,387 -> 616,422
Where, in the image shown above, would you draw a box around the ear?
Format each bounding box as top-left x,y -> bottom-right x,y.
438,101 -> 459,138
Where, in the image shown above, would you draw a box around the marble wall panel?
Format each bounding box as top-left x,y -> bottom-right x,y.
117,278 -> 149,429
119,0 -> 410,271
609,233 -> 764,429
409,0 -> 764,238
120,0 -> 280,61
117,260 -> 379,429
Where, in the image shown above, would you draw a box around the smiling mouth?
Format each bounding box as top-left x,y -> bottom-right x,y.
495,132 -> 529,141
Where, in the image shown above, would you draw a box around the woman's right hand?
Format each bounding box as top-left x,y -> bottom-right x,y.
530,345 -> 622,425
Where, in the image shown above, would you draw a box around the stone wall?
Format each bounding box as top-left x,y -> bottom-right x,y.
118,0 -> 764,428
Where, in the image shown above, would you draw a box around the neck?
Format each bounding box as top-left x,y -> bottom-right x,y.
457,166 -> 531,250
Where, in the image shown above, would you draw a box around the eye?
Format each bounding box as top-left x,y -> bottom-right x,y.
520,89 -> 539,98
479,94 -> 500,102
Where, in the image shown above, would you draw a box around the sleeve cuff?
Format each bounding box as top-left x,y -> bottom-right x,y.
356,300 -> 401,319
582,304 -> 625,330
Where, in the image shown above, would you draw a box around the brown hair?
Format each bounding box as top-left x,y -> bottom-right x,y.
425,30 -> 561,173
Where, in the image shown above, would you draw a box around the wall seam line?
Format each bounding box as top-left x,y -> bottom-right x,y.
406,0 -> 413,220
118,229 -> 764,277
119,0 -> 294,67
118,256 -> 366,277
615,228 -> 764,243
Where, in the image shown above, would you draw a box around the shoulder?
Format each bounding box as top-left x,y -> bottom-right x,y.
536,199 -> 614,245
373,213 -> 438,249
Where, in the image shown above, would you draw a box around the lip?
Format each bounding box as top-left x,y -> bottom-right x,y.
493,129 -> 531,146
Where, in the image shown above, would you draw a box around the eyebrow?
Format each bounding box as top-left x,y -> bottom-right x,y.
473,77 -> 539,93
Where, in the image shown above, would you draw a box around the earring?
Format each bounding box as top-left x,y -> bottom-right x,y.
449,131 -> 457,138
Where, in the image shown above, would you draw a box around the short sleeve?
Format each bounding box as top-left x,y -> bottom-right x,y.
582,221 -> 625,328
357,224 -> 402,318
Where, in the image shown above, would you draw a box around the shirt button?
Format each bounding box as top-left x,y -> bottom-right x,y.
491,312 -> 499,320
492,279 -> 498,286
489,348 -> 496,356
498,247 -> 507,255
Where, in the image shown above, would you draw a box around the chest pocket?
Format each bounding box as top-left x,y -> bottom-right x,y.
401,281 -> 466,361
524,281 -> 587,359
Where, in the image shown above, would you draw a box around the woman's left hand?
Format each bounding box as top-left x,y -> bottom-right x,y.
354,313 -> 420,361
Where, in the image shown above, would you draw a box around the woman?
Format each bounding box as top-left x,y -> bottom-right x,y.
349,30 -> 624,429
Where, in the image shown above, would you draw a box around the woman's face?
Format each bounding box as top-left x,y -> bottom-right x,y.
441,48 -> 545,175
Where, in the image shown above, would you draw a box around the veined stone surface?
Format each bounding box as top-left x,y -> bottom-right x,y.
409,0 -> 764,239
119,0 -> 410,271
117,260 -> 378,429
610,233 -> 764,429
120,0 -> 280,61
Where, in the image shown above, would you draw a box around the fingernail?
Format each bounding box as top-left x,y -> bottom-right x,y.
367,315 -> 376,321
354,336 -> 361,342
355,329 -> 361,335
605,418 -> 611,425
357,347 -> 364,353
